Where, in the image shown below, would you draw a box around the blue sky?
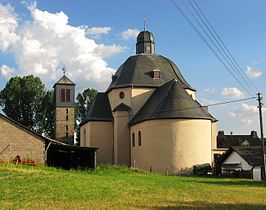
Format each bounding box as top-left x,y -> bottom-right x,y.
0,0 -> 265,135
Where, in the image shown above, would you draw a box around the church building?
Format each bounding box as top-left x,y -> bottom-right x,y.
80,29 -> 217,174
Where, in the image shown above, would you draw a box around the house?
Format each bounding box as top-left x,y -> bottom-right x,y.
80,29 -> 217,174
212,130 -> 262,175
220,146 -> 265,181
217,130 -> 261,148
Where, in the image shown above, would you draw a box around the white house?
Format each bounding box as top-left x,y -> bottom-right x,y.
221,146 -> 264,181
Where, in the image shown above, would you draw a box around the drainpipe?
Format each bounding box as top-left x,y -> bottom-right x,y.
45,141 -> 53,164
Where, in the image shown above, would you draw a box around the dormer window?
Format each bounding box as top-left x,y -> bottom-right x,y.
152,69 -> 161,79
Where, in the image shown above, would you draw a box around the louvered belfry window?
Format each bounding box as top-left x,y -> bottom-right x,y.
61,89 -> 65,102
66,89 -> 70,102
61,89 -> 70,102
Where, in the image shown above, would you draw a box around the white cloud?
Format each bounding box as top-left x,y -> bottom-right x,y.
203,88 -> 216,94
240,103 -> 258,113
230,103 -> 262,126
0,4 -> 19,52
121,28 -> 140,40
198,98 -> 220,106
241,118 -> 254,125
0,64 -> 15,79
94,44 -> 126,58
228,112 -> 237,118
246,66 -> 263,78
221,87 -> 245,99
0,3 -> 125,91
84,26 -> 112,36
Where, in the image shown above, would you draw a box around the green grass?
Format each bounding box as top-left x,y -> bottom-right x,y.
0,164 -> 265,209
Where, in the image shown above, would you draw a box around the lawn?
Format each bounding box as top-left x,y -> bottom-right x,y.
0,164 -> 265,209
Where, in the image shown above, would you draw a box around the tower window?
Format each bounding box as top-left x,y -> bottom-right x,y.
66,108 -> 68,114
66,125 -> 68,131
132,132 -> 135,147
66,115 -> 68,121
66,89 -> 70,102
138,131 -> 142,146
61,89 -> 65,102
66,132 -> 68,138
61,89 -> 71,102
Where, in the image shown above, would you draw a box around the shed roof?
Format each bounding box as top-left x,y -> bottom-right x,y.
129,79 -> 216,126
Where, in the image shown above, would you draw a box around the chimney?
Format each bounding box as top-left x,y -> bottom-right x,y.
251,130 -> 257,138
218,131 -> 224,137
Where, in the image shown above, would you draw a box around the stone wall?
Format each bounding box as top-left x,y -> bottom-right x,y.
54,107 -> 74,144
0,117 -> 45,163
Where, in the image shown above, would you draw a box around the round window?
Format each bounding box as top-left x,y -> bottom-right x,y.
119,91 -> 125,99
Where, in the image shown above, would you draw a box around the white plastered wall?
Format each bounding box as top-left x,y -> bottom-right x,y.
222,151 -> 252,171
130,119 -> 212,174
80,121 -> 113,164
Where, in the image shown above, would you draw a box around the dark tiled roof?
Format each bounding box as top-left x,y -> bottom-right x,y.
113,103 -> 131,112
137,30 -> 154,43
107,54 -> 195,91
217,131 -> 261,148
223,146 -> 265,166
129,79 -> 216,126
80,92 -> 113,126
53,75 -> 75,87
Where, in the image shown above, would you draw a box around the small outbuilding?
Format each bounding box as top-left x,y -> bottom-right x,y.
0,113 -> 97,170
0,113 -> 45,163
220,146 -> 265,181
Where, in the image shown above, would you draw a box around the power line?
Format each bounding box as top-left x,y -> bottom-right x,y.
189,0 -> 259,93
183,0 -> 253,93
187,0 -> 257,93
171,0 -> 253,96
189,0 -> 259,91
112,96 -> 256,119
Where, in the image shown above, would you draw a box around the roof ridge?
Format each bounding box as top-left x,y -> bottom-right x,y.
154,80 -> 175,116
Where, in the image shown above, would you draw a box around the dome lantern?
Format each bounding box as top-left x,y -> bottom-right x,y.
136,30 -> 155,54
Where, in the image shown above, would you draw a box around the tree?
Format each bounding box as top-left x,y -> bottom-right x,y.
0,75 -> 54,137
36,90 -> 54,138
75,88 -> 97,145
76,88 -> 97,123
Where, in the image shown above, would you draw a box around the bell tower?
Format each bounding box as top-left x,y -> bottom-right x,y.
53,70 -> 75,144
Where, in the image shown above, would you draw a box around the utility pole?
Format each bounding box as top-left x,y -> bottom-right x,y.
257,92 -> 265,180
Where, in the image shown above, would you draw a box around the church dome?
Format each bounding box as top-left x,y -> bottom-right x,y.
108,54 -> 195,91
137,30 -> 154,43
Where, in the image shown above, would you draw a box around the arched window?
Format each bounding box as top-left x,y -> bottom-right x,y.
138,131 -> 141,146
132,132 -> 135,147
